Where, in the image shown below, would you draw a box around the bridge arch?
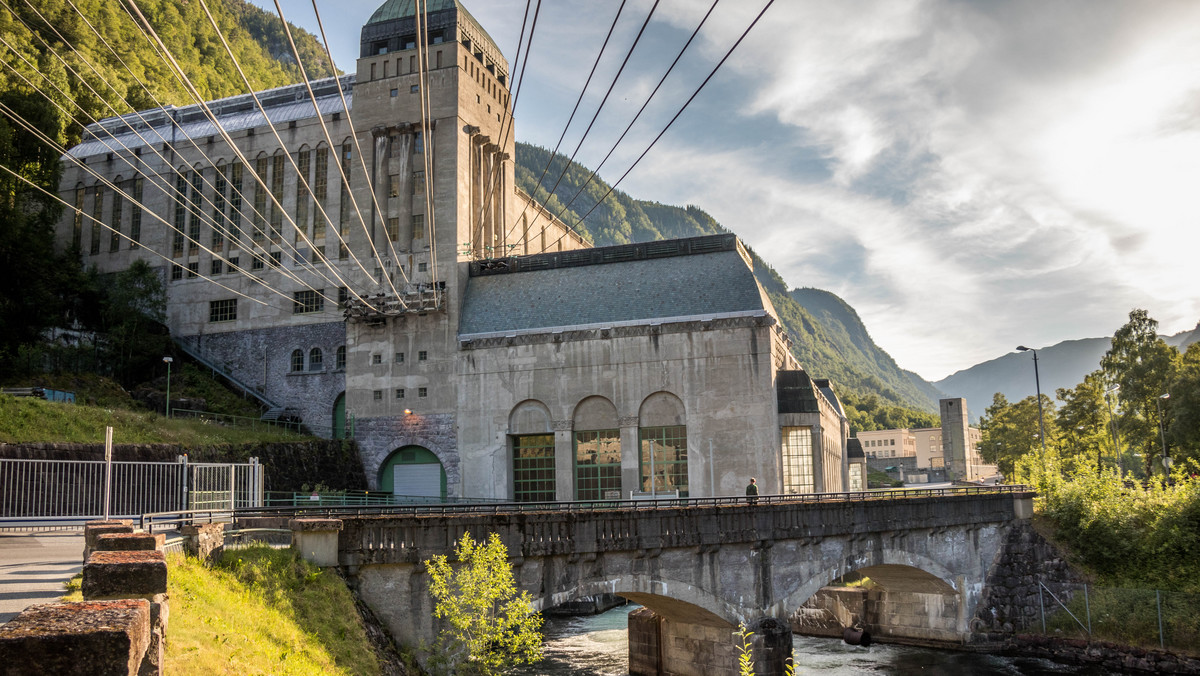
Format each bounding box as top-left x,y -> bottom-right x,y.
538,573 -> 742,628
778,546 -> 960,616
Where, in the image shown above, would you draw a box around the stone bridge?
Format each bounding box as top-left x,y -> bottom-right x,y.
329,487 -> 1035,675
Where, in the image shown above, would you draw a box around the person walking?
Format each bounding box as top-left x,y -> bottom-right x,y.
746,477 -> 759,505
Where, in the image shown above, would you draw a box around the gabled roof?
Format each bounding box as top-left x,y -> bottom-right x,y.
458,235 -> 770,338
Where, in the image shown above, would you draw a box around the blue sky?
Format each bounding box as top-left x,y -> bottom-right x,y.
251,0 -> 1200,381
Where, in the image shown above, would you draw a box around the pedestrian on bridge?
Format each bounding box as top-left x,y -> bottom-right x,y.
746,477 -> 758,505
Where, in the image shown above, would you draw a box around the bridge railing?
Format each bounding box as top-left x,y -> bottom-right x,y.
135,484 -> 1032,529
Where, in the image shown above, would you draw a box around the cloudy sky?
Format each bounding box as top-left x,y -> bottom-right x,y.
252,0 -> 1200,382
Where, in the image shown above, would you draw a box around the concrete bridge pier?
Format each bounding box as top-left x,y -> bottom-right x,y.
628,607 -> 792,676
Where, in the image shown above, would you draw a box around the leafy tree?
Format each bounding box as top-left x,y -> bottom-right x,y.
1166,343 -> 1200,462
979,392 -> 1057,478
1101,310 -> 1180,475
101,260 -> 168,386
424,532 -> 542,676
1055,370 -> 1110,472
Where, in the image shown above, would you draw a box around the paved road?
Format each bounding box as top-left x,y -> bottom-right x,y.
0,530 -> 83,624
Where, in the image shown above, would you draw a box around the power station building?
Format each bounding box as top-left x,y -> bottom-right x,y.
54,0 -> 850,500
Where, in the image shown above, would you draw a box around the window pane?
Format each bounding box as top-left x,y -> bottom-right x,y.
513,434 -> 555,503
575,429 -> 621,501
638,426 -> 688,497
782,426 -> 814,494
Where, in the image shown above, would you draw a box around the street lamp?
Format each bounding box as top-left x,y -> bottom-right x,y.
1016,346 -> 1047,457
162,356 -> 173,418
1156,392 -> 1170,473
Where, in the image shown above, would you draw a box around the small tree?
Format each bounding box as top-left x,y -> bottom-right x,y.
425,531 -> 542,675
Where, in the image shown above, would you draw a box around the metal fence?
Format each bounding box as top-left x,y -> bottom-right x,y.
1034,580 -> 1200,655
0,457 -> 263,529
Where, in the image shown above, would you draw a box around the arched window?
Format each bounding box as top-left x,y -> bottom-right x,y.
335,345 -> 346,370
639,392 -> 688,497
290,349 -> 304,372
572,396 -> 620,501
308,348 -> 323,371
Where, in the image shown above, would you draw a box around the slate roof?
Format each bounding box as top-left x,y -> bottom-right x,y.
458,237 -> 770,338
67,76 -> 354,160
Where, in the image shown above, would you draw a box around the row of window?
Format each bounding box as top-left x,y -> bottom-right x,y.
370,350 -> 427,365
290,346 -> 346,373
372,387 -> 428,400
509,426 -> 688,503
72,180 -> 144,254
204,290 -> 330,324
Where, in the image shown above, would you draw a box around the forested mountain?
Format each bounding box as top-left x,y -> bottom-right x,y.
515,142 -> 941,425
0,0 -> 334,380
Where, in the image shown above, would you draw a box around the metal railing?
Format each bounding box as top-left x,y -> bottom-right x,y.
0,457 -> 264,529
135,484 -> 1030,530
170,408 -> 307,435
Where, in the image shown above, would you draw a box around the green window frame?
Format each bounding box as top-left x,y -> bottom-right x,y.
574,430 -> 621,501
639,425 -> 688,497
513,434 -> 555,503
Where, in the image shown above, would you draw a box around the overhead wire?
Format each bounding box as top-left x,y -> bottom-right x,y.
415,0 -> 439,293
533,0 -> 721,238
273,0 -> 415,299
95,0 -> 368,303
501,0 -> 630,256
521,0 -> 662,238
0,163 -> 270,307
187,0 -> 394,303
6,0 -> 346,303
0,99 -> 304,306
545,0 -> 777,251
476,0 -> 539,258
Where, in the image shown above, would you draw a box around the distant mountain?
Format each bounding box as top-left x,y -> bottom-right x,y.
514,142 -> 940,414
934,323 -> 1200,420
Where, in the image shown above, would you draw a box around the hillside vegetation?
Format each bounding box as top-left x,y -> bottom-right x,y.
515,142 -> 939,419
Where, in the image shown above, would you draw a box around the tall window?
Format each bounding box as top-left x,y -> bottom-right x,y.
292,289 -> 324,314
129,178 -> 143,249
296,149 -> 311,243
172,172 -> 186,256
639,426 -> 688,496
89,185 -> 104,255
290,349 -> 304,372
513,434 -> 555,502
253,157 -> 268,243
574,430 -> 621,501
386,217 -> 399,241
188,170 -> 203,255
412,169 -> 425,195
338,143 -> 352,260
229,163 -> 243,243
270,154 -> 284,242
212,166 -> 227,249
109,183 -> 123,252
308,348 -> 323,371
781,426 -> 815,494
72,185 -> 84,249
335,345 -> 346,370
412,214 -> 425,240
313,147 -> 328,239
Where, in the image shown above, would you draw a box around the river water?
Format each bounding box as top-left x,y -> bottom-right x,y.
517,604 -> 1119,675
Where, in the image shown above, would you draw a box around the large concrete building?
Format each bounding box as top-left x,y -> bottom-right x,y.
54,0 -> 849,500
858,398 -> 992,483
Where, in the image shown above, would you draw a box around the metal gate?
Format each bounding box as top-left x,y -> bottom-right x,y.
0,457 -> 263,529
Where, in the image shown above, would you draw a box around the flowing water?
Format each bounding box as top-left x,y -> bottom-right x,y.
518,605 -> 1120,675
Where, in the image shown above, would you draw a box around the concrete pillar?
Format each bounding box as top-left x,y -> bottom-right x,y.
290,518 -> 343,567
748,616 -> 793,676
0,599 -> 152,676
83,519 -> 134,562
180,523 -> 225,563
554,419 -> 574,502
620,416 -> 641,496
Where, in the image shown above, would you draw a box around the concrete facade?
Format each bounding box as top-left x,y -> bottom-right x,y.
54,0 -> 849,501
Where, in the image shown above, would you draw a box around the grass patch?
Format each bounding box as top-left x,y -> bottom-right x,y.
167,544 -> 381,675
0,395 -> 311,445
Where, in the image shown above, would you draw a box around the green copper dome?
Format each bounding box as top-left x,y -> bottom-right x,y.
366,0 -> 461,25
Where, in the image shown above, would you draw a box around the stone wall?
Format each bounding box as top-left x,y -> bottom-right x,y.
177,323 -> 346,436
355,413 -> 458,492
973,520 -> 1083,638
0,440 -> 367,492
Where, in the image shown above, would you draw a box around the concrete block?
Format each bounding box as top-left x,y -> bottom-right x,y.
82,551 -> 168,599
83,520 -> 134,561
290,518 -> 343,567
180,523 -> 225,562
0,599 -> 150,676
95,533 -> 165,552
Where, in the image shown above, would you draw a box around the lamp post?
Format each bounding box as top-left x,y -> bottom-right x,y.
1104,384 -> 1120,475
1156,392 -> 1170,474
1016,346 -> 1047,458
162,356 -> 173,418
